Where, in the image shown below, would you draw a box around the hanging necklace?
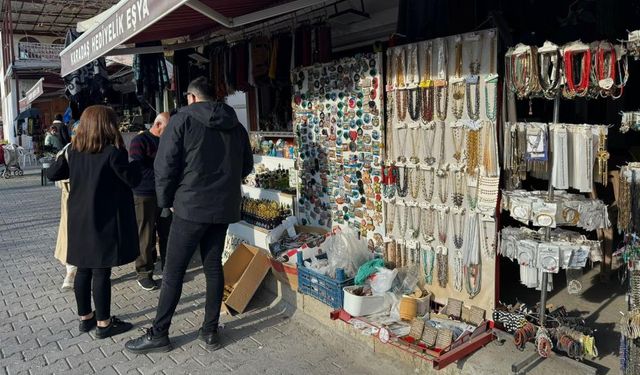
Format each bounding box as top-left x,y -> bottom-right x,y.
452,169 -> 465,208
409,167 -> 420,199
421,41 -> 435,123
451,126 -> 465,164
385,202 -> 396,234
437,168 -> 449,204
408,206 -> 420,239
538,41 -> 561,99
562,41 -> 591,98
396,48 -> 406,88
437,121 -> 446,168
452,209 -> 466,292
423,246 -> 435,285
421,206 -> 435,243
480,217 -> 494,258
466,129 -> 481,177
485,35 -> 499,122
423,123 -> 437,166
422,168 -> 435,202
396,124 -> 409,164
382,165 -> 397,199
410,126 -> 421,164
436,208 -> 450,288
398,204 -> 409,239
408,45 -> 419,86
465,263 -> 481,298
396,90 -> 408,122
465,34 -> 482,123
408,88 -> 421,121
595,41 -> 617,98
434,38 -> 449,121
451,38 -> 465,121
386,49 -> 395,91
396,166 -> 409,197
467,178 -> 479,210
452,208 -> 466,249
596,126 -> 610,186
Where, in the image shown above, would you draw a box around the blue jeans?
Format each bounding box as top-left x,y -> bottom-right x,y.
152,215 -> 228,336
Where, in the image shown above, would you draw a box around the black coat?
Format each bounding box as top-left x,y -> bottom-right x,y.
155,101 -> 253,223
47,145 -> 141,268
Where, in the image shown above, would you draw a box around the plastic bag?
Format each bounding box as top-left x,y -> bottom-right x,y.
392,265 -> 421,295
369,267 -> 398,295
324,227 -> 371,279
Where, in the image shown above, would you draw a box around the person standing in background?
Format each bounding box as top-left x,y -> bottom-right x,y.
44,125 -> 64,152
54,114 -> 71,146
129,112 -> 170,291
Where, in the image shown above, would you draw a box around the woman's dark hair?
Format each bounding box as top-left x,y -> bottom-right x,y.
73,105 -> 124,153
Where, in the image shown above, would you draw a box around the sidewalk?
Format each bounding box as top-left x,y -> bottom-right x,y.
0,170 -> 407,375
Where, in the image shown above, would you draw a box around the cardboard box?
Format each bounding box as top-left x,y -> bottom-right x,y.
269,225 -> 329,290
270,259 -> 298,290
223,243 -> 271,313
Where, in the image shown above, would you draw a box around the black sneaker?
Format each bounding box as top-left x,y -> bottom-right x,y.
197,328 -> 222,351
125,328 -> 172,354
137,277 -> 158,291
79,313 -> 97,333
95,317 -> 133,339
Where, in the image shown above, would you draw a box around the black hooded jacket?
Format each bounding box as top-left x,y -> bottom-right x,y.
154,101 -> 253,223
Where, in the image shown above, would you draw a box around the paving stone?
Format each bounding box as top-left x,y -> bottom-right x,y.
0,170 -> 406,375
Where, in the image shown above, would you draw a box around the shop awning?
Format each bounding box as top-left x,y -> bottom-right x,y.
60,0 -> 329,77
18,78 -> 44,112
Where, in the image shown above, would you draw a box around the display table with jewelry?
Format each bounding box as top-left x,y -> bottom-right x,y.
382,29 -> 500,313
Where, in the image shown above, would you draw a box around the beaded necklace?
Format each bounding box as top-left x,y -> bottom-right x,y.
408,88 -> 422,121
422,168 -> 435,202
437,208 -> 449,288
396,90 -> 408,122
451,38 -> 465,121
396,166 -> 409,197
465,34 -> 482,122
563,42 -> 591,98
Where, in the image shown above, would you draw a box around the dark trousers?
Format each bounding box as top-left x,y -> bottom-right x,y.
152,216 -> 228,336
75,268 -> 112,321
157,213 -> 172,271
134,195 -> 171,278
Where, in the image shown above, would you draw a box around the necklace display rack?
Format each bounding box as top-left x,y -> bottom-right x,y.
508,84 -> 609,375
383,29 -> 500,316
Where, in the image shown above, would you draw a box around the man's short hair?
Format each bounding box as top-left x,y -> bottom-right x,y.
187,77 -> 214,101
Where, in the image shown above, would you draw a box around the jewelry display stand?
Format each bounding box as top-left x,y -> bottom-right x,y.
509,97 -> 598,375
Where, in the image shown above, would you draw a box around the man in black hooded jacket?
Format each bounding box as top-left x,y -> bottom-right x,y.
126,77 -> 253,353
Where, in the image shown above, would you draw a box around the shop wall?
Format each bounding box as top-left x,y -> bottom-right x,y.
32,97 -> 68,128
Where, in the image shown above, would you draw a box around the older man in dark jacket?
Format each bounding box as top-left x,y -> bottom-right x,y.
125,77 -> 253,354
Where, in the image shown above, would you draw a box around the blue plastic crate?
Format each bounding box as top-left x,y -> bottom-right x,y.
297,252 -> 354,309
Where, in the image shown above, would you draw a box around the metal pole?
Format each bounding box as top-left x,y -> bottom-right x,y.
539,96 -> 560,326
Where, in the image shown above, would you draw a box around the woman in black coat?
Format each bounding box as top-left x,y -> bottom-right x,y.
47,105 -> 141,339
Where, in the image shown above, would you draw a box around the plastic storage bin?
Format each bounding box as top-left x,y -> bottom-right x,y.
342,286 -> 390,317
297,252 -> 354,309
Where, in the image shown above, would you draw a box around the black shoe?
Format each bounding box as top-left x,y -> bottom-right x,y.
79,313 -> 97,333
137,277 -> 158,291
95,317 -> 133,339
125,328 -> 172,354
198,328 -> 222,351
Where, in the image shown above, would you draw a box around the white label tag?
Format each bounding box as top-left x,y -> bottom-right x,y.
598,78 -> 614,90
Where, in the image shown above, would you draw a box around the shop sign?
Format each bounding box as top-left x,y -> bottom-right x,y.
60,0 -> 190,77
18,78 -> 44,111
